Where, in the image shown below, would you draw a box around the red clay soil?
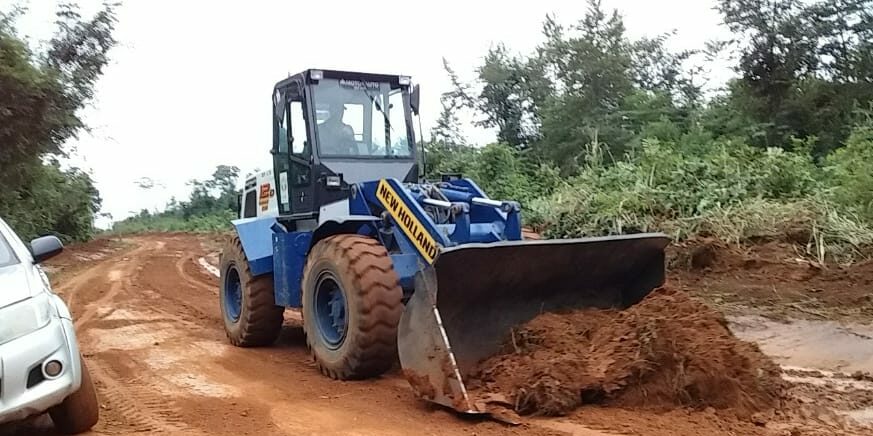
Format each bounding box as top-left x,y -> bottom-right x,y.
668,238 -> 873,321
466,287 -> 786,418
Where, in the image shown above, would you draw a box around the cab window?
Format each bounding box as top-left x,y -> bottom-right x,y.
242,191 -> 258,218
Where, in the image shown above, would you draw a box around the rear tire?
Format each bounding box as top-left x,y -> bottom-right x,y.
49,357 -> 99,435
220,236 -> 283,346
302,235 -> 402,380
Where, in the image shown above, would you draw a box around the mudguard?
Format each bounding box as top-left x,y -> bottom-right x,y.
232,216 -> 277,276
310,215 -> 380,249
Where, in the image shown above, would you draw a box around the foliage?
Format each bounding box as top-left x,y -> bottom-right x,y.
445,0 -> 701,174
427,0 -> 873,263
111,210 -> 236,234
825,122 -> 873,219
2,160 -> 102,242
521,124 -> 873,262
5,0 -> 872,266
0,3 -> 116,242
712,0 -> 873,154
111,165 -> 240,234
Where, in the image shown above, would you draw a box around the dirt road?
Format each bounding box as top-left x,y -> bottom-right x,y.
3,233 -> 872,435
3,234 -> 572,436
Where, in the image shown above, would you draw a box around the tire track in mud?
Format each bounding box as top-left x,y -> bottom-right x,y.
85,358 -> 191,434
175,253 -> 218,295
19,233 -> 871,436
45,234 -> 568,436
56,238 -> 200,435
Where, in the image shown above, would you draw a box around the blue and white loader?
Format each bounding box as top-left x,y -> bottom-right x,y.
220,69 -> 670,414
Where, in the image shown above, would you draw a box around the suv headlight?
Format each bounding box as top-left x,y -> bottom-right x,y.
0,293 -> 53,346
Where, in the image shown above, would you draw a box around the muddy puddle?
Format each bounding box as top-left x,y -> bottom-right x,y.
729,315 -> 873,373
729,315 -> 873,424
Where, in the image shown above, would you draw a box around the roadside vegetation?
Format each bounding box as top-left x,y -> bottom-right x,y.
110,165 -> 240,234
0,4 -> 116,242
427,0 -> 873,263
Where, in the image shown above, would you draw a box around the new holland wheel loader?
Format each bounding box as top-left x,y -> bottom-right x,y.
220,68 -> 670,414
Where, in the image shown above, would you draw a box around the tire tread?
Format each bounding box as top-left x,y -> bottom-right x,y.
221,236 -> 283,347
302,234 -> 402,380
49,357 -> 99,434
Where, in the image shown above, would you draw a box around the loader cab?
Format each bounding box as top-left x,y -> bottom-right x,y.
271,69 -> 420,219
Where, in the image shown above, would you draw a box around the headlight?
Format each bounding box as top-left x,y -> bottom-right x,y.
0,293 -> 53,345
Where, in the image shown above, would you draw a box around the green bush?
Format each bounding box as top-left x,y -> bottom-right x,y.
109,165 -> 239,235
825,125 -> 873,219
111,210 -> 235,235
426,142 -> 562,208
522,128 -> 873,263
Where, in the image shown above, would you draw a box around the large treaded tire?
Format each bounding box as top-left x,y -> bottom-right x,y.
49,357 -> 99,434
220,236 -> 283,347
302,235 -> 403,380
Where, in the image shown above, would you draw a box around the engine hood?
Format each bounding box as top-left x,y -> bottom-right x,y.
0,264 -> 37,309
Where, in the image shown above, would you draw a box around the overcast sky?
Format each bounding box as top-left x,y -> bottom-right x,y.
6,0 -> 731,226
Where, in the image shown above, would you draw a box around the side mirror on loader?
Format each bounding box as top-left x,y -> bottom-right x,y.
410,84 -> 421,115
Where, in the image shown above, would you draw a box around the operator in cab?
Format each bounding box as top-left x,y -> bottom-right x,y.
318,101 -> 356,156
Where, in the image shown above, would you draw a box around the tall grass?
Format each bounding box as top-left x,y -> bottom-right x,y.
110,210 -> 235,235
519,126 -> 873,264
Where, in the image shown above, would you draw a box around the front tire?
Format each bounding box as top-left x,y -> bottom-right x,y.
302,235 -> 403,380
220,236 -> 283,346
49,357 -> 99,434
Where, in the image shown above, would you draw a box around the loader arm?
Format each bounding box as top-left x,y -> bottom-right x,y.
358,178 -> 450,265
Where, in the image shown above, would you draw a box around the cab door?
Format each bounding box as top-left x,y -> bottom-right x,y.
273,84 -> 315,216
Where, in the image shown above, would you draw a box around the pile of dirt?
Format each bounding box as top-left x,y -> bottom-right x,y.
466,287 -> 786,418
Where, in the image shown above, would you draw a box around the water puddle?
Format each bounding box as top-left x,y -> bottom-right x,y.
729,315 -> 873,373
729,315 -> 873,425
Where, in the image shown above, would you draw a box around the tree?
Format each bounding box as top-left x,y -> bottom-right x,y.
431,63 -> 467,148
0,3 -> 117,241
714,0 -> 873,154
111,164 -> 243,233
445,1 -> 703,174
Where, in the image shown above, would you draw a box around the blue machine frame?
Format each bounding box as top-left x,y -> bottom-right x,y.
231,177 -> 525,308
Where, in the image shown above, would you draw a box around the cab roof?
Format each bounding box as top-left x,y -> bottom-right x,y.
274,69 -> 408,91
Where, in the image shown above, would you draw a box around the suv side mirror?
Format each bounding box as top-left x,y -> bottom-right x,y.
30,235 -> 63,263
410,84 -> 421,116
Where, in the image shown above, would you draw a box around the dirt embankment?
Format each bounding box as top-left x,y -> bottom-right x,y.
669,238 -> 873,322
467,287 -> 785,418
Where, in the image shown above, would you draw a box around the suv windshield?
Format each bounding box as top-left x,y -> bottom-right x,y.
0,233 -> 19,268
312,78 -> 412,158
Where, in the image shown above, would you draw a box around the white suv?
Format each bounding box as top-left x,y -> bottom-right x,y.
0,218 -> 98,434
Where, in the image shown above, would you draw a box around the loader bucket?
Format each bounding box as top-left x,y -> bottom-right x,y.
397,233 -> 671,414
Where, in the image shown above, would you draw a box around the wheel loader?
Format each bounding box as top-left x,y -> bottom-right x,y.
220,68 -> 670,414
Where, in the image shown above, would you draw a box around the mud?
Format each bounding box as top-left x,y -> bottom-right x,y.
3,234 -> 558,436
669,239 -> 873,322
730,315 -> 873,374
467,287 -> 785,419
3,234 -> 873,435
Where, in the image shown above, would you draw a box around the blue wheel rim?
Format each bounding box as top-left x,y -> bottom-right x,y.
314,272 -> 347,349
224,265 -> 242,322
